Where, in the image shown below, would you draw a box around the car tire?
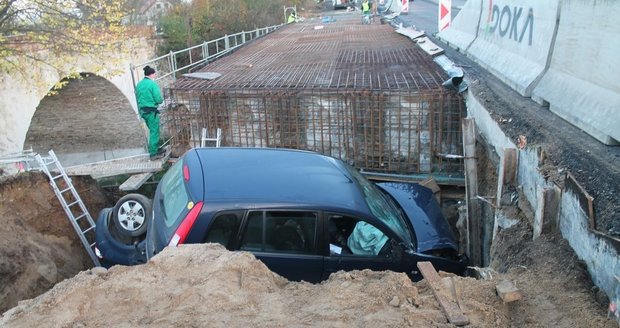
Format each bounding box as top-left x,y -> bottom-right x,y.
112,194 -> 152,238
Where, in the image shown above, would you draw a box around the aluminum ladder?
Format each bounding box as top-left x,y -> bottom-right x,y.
201,127 -> 222,148
35,150 -> 101,267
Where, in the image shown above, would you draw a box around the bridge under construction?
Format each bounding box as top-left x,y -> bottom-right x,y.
162,15 -> 465,182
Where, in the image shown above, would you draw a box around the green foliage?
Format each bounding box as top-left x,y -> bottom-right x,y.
158,0 -> 315,57
0,0 -> 128,76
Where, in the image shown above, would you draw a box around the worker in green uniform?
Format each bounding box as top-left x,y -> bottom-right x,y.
135,65 -> 164,160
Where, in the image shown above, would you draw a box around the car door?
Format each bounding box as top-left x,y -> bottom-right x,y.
237,210 -> 324,283
322,213 -> 401,280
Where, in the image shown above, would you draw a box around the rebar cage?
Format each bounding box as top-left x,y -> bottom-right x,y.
161,16 -> 466,178
163,88 -> 464,176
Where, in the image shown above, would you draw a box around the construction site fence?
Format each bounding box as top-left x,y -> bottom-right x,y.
130,24 -> 284,90
162,88 -> 466,178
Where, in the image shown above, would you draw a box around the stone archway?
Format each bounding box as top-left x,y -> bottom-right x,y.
24,73 -> 146,166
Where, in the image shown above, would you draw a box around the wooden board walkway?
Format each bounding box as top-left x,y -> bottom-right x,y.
64,153 -> 168,179
119,172 -> 153,191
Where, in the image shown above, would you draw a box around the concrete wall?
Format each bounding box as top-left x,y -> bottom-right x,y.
531,0 -> 620,145
0,38 -> 153,164
466,88 -> 620,318
559,191 -> 620,316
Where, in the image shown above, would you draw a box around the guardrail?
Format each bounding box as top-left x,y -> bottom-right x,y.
130,24 -> 284,89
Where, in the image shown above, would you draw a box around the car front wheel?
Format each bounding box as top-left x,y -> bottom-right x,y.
112,194 -> 152,237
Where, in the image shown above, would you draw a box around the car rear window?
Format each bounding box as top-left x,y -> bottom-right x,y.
160,159 -> 190,228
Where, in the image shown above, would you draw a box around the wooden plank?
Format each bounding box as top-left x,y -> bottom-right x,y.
564,172 -> 595,229
495,148 -> 518,208
418,262 -> 469,326
119,172 -> 153,191
420,176 -> 441,204
65,154 -> 166,178
496,280 -> 522,303
503,148 -> 518,185
533,186 -> 561,239
462,118 -> 481,266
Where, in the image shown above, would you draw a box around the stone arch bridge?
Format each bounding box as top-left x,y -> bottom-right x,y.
0,39 -> 154,166
0,25 -> 281,168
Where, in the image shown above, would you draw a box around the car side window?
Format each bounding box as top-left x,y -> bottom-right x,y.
266,211 -> 317,255
239,210 -> 318,255
204,212 -> 242,249
240,211 -> 264,251
327,215 -> 391,257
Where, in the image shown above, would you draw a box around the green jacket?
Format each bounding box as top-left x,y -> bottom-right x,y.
135,77 -> 163,109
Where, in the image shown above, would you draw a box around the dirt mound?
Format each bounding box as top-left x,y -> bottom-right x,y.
491,218 -> 614,328
0,172 -> 110,313
0,244 -> 502,327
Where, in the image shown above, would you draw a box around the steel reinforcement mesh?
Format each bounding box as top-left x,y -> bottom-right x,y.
162,88 -> 464,176
162,16 -> 465,177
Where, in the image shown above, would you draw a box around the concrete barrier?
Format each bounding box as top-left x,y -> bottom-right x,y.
436,0 -> 482,53
531,0 -> 620,145
466,0 -> 560,96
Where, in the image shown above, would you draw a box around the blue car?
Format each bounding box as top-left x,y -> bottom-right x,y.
95,148 -> 467,282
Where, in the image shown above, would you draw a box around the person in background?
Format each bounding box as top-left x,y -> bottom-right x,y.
135,65 -> 165,160
288,11 -> 297,23
361,0 -> 370,16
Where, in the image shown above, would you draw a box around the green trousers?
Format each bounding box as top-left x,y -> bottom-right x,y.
140,110 -> 160,156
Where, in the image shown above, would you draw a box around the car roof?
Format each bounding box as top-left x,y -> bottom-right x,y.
189,148 -> 370,213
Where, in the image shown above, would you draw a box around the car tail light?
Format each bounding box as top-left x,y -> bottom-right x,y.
168,201 -> 203,247
183,164 -> 190,181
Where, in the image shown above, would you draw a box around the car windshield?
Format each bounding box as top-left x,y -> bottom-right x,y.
343,164 -> 412,244
159,159 -> 190,228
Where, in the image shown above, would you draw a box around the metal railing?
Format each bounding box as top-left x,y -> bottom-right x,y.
0,149 -> 37,173
130,24 -> 284,90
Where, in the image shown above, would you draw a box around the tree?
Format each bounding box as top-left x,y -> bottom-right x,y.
0,0 -> 129,75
